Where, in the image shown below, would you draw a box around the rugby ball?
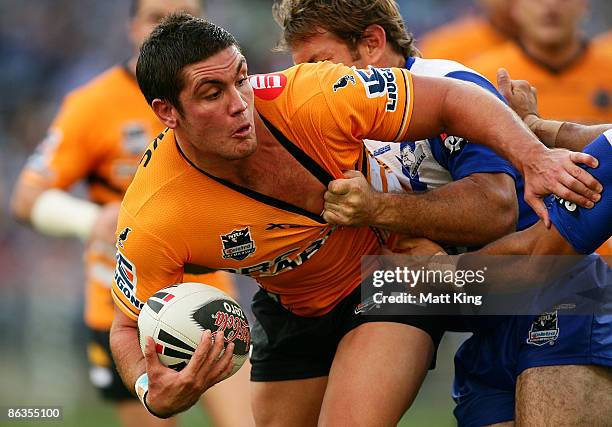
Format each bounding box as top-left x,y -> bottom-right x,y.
137,282 -> 250,376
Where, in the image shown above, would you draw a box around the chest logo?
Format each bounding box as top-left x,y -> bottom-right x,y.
221,227 -> 257,261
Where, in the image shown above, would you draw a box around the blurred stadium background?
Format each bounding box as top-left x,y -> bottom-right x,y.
0,1 -> 610,426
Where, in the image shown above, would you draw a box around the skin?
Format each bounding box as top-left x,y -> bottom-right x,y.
290,25 -> 598,240
478,0 -> 516,38
513,0 -> 588,69
497,68 -> 612,151
11,2 -> 255,426
111,32 -> 604,421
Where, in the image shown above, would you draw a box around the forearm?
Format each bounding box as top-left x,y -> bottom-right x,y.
11,177 -> 100,241
110,311 -> 146,392
371,174 -> 517,246
556,122 -> 612,151
439,80 -> 544,173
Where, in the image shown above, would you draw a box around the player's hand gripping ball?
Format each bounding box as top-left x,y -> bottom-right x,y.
137,282 -> 250,376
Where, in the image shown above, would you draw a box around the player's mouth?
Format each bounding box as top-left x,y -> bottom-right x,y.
232,123 -> 252,138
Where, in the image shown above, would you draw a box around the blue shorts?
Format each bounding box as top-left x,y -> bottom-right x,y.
453,256 -> 612,427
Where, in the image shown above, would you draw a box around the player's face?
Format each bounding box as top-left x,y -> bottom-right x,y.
290,29 -> 368,68
177,46 -> 256,161
514,0 -> 587,47
129,0 -> 202,50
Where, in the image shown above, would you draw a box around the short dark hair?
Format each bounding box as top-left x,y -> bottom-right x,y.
136,12 -> 239,112
273,0 -> 417,58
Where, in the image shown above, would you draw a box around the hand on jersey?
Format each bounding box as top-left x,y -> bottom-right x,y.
497,68 -> 539,121
323,170 -> 382,227
521,146 -> 602,228
142,331 -> 235,418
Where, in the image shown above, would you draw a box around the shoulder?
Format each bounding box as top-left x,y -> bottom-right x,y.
61,66 -> 128,111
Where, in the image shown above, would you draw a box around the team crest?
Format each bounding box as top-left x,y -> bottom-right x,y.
397,142 -> 426,178
333,74 -> 356,92
220,227 -> 257,261
526,310 -> 559,346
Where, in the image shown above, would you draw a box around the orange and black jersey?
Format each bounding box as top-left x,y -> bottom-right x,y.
113,61 -> 416,319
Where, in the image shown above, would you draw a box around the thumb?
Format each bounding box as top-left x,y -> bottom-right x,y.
496,67 -> 511,96
343,170 -> 364,179
328,178 -> 351,195
527,196 -> 551,229
144,336 -> 162,373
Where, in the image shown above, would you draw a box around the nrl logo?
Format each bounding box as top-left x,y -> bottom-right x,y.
526,310 -> 559,346
333,74 -> 356,92
220,227 -> 257,261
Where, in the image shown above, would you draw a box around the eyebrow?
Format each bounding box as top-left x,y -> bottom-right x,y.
193,58 -> 247,93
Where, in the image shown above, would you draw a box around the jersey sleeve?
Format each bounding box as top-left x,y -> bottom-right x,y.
21,92 -> 105,189
111,206 -> 184,320
546,132 -> 612,254
429,70 -> 519,181
311,63 -> 415,146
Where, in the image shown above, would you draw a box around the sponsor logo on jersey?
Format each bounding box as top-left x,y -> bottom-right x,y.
332,74 -> 356,92
526,310 -> 559,346
221,227 -> 257,260
442,134 -> 466,154
114,250 -> 144,311
354,66 -> 398,112
552,195 -> 578,215
122,122 -> 150,154
117,227 -> 132,249
265,223 -> 303,230
372,144 -> 391,156
221,227 -> 334,277
397,143 -> 426,178
250,73 -> 287,100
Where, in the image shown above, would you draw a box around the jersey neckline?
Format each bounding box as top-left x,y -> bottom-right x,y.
173,134 -> 327,224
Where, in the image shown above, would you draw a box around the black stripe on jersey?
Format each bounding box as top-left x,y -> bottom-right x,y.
259,114 -> 335,187
158,329 -> 196,352
111,287 -> 140,318
86,173 -> 124,196
175,138 -> 326,224
392,70 -> 410,142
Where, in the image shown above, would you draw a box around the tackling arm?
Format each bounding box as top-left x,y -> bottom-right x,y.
406,73 -> 602,225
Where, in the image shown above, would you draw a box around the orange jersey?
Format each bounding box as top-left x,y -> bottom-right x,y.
20,65 -> 234,330
466,42 -> 612,123
112,61 -> 415,320
418,16 -> 509,64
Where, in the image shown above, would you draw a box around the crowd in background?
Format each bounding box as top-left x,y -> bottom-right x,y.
0,0 -> 610,425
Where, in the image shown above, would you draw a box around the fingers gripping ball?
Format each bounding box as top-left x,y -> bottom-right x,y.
137,283 -> 250,376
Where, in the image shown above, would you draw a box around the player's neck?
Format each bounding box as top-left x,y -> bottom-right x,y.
521,36 -> 584,71
376,50 -> 406,68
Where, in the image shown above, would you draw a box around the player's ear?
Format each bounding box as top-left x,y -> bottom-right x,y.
151,99 -> 179,128
358,24 -> 387,65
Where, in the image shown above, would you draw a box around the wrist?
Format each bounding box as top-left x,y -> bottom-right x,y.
135,373 -> 171,419
523,114 -> 540,131
30,189 -> 101,241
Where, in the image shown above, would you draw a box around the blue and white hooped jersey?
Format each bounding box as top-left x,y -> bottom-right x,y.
365,57 -> 539,231
547,130 -> 612,254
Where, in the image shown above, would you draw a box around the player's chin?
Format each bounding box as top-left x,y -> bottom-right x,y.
228,137 -> 258,159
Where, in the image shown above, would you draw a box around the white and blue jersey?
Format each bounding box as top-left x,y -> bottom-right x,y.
546,130 -> 612,254
453,132 -> 612,427
365,56 -> 539,231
